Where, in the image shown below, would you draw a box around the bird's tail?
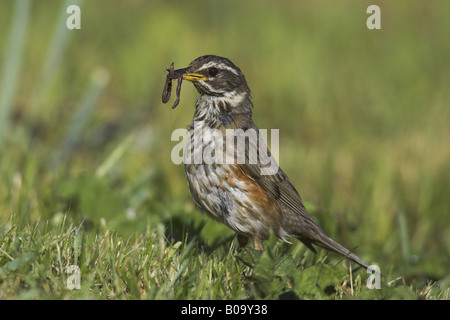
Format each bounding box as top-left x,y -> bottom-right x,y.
315,234 -> 369,269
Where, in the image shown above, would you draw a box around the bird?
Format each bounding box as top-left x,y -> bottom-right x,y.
166,55 -> 369,269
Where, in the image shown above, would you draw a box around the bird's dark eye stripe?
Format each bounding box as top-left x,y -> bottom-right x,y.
208,67 -> 219,77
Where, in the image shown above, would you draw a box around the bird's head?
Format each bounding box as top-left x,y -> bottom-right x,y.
175,55 -> 250,99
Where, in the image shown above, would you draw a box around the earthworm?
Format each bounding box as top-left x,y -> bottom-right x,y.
162,62 -> 183,109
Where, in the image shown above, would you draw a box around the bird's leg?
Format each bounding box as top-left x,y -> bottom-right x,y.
253,237 -> 264,252
236,235 -> 251,279
237,234 -> 249,252
242,237 -> 264,278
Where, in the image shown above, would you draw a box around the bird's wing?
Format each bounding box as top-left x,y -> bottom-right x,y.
231,124 -> 322,238
232,125 -> 369,268
237,161 -> 319,227
235,161 -> 320,252
238,160 -> 369,268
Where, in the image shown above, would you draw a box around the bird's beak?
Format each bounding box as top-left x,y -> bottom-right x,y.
183,73 -> 207,81
173,67 -> 207,82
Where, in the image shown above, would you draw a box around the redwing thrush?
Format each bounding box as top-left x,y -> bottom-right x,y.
164,55 -> 369,269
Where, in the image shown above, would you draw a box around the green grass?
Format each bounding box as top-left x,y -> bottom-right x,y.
0,0 -> 449,299
1,214 -> 448,299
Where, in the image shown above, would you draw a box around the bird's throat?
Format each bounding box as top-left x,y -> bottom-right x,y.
193,93 -> 253,129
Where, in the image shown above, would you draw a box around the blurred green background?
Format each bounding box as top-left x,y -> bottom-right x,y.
0,0 -> 449,288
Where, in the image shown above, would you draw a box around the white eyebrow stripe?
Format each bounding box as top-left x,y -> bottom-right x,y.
197,61 -> 239,76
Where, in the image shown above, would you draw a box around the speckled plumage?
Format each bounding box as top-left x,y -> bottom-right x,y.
174,55 -> 369,269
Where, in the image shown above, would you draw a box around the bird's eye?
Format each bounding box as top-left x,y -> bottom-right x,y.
208,67 -> 219,77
